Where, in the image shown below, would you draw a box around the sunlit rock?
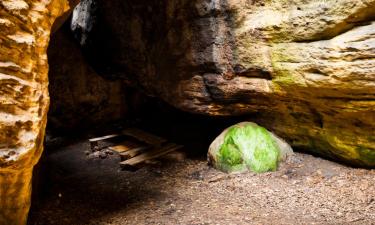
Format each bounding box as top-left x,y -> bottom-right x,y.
0,0 -> 77,224
73,0 -> 375,166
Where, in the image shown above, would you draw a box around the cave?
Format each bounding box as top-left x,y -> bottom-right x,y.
0,0 -> 374,224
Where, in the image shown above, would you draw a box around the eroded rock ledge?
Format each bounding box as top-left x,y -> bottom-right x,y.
73,0 -> 375,166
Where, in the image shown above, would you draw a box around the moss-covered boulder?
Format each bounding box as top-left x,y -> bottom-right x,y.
208,122 -> 293,173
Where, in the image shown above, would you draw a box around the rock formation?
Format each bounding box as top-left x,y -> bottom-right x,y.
0,0 -> 77,224
208,122 -> 293,173
73,0 -> 375,166
0,0 -> 374,224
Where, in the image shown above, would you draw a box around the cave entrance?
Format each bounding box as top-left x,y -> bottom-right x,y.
29,13 -> 251,223
46,21 -> 244,156
30,12 -> 252,223
45,13 -> 247,161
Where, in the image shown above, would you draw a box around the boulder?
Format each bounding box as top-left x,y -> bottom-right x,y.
208,122 -> 293,173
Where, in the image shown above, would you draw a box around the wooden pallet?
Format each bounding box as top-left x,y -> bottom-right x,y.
89,128 -> 183,171
120,143 -> 183,170
122,128 -> 167,146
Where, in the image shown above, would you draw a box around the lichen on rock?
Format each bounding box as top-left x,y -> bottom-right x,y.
208,122 -> 293,173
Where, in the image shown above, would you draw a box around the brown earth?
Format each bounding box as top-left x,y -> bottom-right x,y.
28,137 -> 375,225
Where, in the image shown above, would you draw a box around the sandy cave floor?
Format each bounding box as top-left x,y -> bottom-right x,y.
28,137 -> 375,225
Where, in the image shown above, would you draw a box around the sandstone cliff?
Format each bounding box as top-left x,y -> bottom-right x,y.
0,1 -> 374,224
73,0 -> 375,166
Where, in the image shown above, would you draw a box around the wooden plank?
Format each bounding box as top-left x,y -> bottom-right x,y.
108,141 -> 140,153
120,143 -> 183,168
119,146 -> 149,159
122,128 -> 167,146
89,134 -> 121,142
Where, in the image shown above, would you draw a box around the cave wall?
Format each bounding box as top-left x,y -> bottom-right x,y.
47,23 -> 127,131
0,0 -> 78,224
73,0 -> 375,166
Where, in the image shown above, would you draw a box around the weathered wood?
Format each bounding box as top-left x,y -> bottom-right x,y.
89,134 -> 122,151
120,143 -> 183,169
119,146 -> 150,159
89,134 -> 121,143
87,128 -> 183,170
108,141 -> 140,153
122,128 -> 167,146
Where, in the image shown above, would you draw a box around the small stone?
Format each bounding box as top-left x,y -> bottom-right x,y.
99,152 -> 107,159
105,150 -> 114,155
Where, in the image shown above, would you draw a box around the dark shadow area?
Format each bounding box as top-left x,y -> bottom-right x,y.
29,140 -> 174,225
29,91 -> 251,225
28,100 -> 375,224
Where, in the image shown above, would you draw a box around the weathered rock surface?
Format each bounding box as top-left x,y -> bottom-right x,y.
0,0 -> 76,224
74,0 -> 375,166
0,0 -> 374,223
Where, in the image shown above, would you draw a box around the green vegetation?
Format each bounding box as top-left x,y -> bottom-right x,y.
358,147 -> 375,167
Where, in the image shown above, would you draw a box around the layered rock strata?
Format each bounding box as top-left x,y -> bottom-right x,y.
0,0 -> 76,224
73,0 -> 375,166
0,1 -> 374,223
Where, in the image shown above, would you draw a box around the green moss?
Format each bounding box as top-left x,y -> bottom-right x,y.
357,147 -> 375,167
249,127 -> 279,172
269,47 -> 296,88
217,127 -> 246,172
216,124 -> 280,173
272,72 -> 295,85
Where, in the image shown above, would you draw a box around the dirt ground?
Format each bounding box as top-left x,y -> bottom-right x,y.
28,135 -> 375,225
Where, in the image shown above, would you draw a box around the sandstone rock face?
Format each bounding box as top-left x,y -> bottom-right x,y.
74,0 -> 375,166
0,1 -> 374,223
0,0 -> 76,224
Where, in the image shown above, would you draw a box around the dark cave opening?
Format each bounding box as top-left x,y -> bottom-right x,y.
44,13 -> 251,158
31,17 -> 254,222
33,11 -> 251,206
